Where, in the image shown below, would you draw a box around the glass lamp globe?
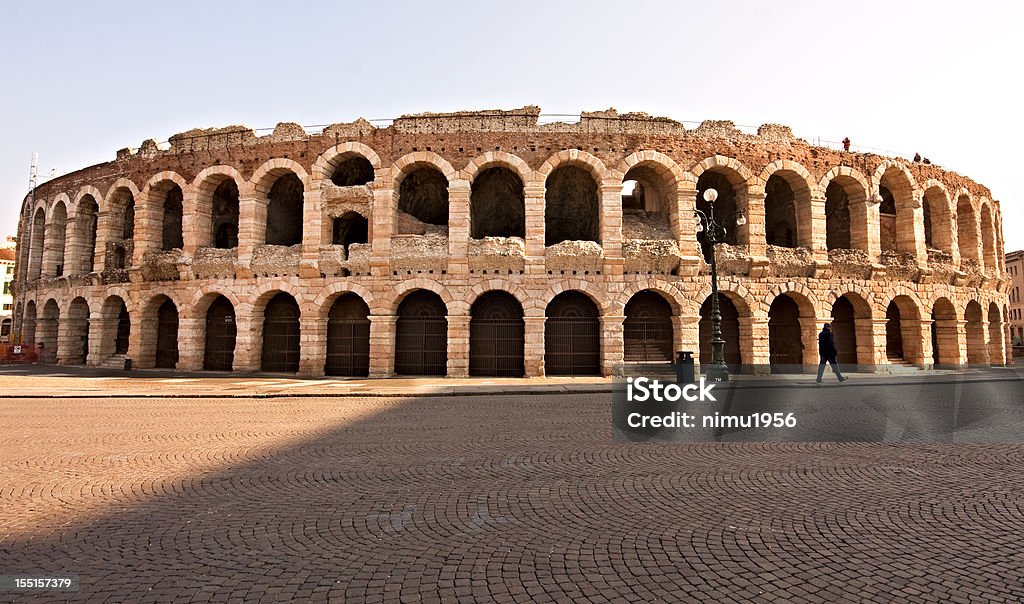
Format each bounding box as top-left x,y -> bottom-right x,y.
735,214 -> 747,227
703,188 -> 718,203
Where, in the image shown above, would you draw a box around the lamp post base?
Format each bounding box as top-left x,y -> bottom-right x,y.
705,363 -> 730,382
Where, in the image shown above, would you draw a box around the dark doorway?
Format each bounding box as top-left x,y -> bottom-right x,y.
831,296 -> 858,366
332,212 -> 369,258
204,296 -> 236,371
768,295 -> 802,372
471,167 -> 525,238
395,291 -> 448,376
699,294 -> 742,369
545,166 -> 599,245
266,173 -> 304,246
326,294 -> 370,377
469,291 -> 525,377
155,300 -> 179,369
262,293 -> 301,373
965,301 -> 985,366
623,291 -> 673,363
162,186 -> 184,250
330,156 -> 374,187
545,291 -> 601,376
115,303 -> 131,355
885,301 -> 904,360
212,180 -> 240,249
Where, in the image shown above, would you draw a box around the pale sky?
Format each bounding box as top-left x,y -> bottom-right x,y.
2,0 -> 1021,251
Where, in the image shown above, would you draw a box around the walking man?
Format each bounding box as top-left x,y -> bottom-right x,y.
817,323 -> 849,384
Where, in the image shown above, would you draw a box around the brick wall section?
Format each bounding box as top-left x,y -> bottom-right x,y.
11,107 -> 1012,375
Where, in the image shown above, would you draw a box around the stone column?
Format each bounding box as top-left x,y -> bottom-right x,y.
232,309 -> 261,372
854,317 -> 878,372
56,313 -> 76,365
870,318 -> 890,369
182,186 -> 203,256
300,308 -> 326,377
523,180 -> 545,275
370,176 -> 394,277
749,316 -> 770,374
93,211 -> 109,273
448,180 -> 470,277
86,310 -> 105,367
368,314 -> 396,377
235,183 -> 261,278
127,309 -> 147,369
798,316 -> 818,369
745,186 -> 767,258
809,194 -> 828,262
600,183 -> 623,276
865,200 -> 882,261
446,314 -> 471,378
299,189 -> 322,278
176,314 -> 205,371
523,315 -> 545,377
601,314 -> 625,377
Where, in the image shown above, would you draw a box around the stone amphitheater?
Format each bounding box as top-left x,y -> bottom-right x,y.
10,106 -> 1012,377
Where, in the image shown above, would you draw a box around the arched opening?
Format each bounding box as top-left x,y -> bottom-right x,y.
830,297 -> 858,366
155,299 -> 179,369
161,185 -> 184,251
764,174 -> 799,248
397,166 -> 449,233
47,202 -> 67,277
471,167 -> 525,238
39,299 -> 60,363
699,294 -> 742,370
922,197 -> 934,249
0,318 -> 11,341
988,302 -> 1003,366
111,246 -> 126,270
768,295 -> 803,373
956,195 -> 979,263
469,291 -> 525,377
212,179 -> 240,249
878,186 -> 897,252
981,204 -> 996,273
885,302 -> 904,361
623,291 -> 674,363
696,171 -> 738,262
965,301 -> 986,366
325,293 -> 370,377
122,199 -> 135,240
115,301 -> 130,355
621,165 -> 674,242
825,181 -> 852,250
23,301 -> 37,343
395,290 -> 448,376
67,297 -> 90,365
265,173 -> 304,246
545,165 -> 599,245
204,296 -> 236,371
28,209 -> 45,280
931,298 -> 958,369
76,195 -> 99,273
545,291 -> 600,376
261,293 -> 300,373
332,212 -> 369,258
330,156 -> 374,187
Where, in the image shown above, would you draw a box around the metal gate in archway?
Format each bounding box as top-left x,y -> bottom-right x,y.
204,296 -> 236,371
155,300 -> 179,369
395,291 -> 447,376
545,291 -> 600,376
469,292 -> 524,377
326,294 -> 370,377
623,291 -> 673,363
262,293 -> 301,373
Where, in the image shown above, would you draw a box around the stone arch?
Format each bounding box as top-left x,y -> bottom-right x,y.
311,142 -> 383,183
392,153 -> 454,234
955,190 -> 980,266
469,289 -> 526,377
930,296 -> 960,368
38,298 -> 60,363
390,279 -> 457,315
470,164 -> 525,238
884,293 -> 925,366
545,290 -> 602,376
611,279 -> 686,317
691,156 -> 755,260
617,152 -> 691,243
827,289 -> 875,369
920,180 -> 954,254
873,161 -> 921,256
988,301 -> 1005,366
535,279 -> 608,317
44,199 -> 68,277
250,162 -> 306,247
980,199 -> 997,273
622,289 -> 677,363
820,167 -> 870,252
200,294 -> 238,372
964,299 -> 987,366
314,282 -> 378,321
759,161 -> 815,249
192,165 -> 244,249
465,280 -> 531,314
27,207 -> 46,280
22,299 -> 37,344
67,188 -> 101,274
98,293 -> 131,362
695,278 -> 757,318
137,293 -> 181,369
102,180 -> 139,269
62,296 -> 91,365
142,171 -> 189,253
324,291 -> 371,377
536,149 -> 607,182
462,151 -> 533,185
260,291 -> 302,373
765,285 -> 819,372
395,289 -> 449,376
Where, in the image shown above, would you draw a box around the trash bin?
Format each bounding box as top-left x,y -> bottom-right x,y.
675,351 -> 694,384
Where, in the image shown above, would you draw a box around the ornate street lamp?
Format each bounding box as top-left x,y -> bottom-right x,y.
695,188 -> 747,382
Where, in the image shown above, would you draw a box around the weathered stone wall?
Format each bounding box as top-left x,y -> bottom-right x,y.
12,106 -> 1011,377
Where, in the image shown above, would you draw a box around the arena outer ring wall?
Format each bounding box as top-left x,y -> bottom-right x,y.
11,107 -> 1013,377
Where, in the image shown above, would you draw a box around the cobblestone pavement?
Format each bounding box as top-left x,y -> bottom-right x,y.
2,391 -> 1024,602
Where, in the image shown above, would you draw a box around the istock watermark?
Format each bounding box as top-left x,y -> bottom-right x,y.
612,365 -> 1024,443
